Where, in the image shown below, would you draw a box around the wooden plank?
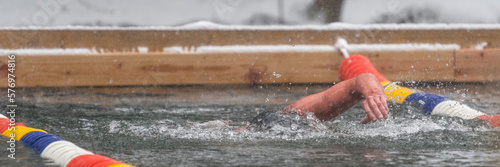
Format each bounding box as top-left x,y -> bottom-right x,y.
455,49 -> 500,82
0,50 -> 455,87
0,52 -> 341,87
0,29 -> 499,51
355,50 -> 455,82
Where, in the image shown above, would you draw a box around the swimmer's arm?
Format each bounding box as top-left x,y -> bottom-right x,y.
353,73 -> 389,123
284,73 -> 388,123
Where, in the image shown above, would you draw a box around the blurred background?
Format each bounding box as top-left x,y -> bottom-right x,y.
2,0 -> 500,27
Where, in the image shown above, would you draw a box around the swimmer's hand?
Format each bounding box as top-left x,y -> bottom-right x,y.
354,74 -> 389,124
360,94 -> 389,124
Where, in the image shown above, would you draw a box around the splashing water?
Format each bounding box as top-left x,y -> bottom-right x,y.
2,83 -> 500,166
272,72 -> 281,78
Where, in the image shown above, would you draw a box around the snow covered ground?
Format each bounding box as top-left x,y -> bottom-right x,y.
1,0 -> 499,27
342,0 -> 500,24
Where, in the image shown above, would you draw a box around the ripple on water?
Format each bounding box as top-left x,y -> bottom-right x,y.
4,83 -> 500,166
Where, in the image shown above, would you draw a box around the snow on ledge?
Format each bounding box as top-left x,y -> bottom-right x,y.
346,43 -> 460,51
170,43 -> 460,53
2,21 -> 500,31
0,43 -> 460,55
196,45 -> 335,53
0,48 -> 98,55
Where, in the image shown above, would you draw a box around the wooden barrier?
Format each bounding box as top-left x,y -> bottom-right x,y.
357,51 -> 455,82
0,27 -> 499,87
0,50 -> 457,87
1,28 -> 500,51
455,49 -> 500,82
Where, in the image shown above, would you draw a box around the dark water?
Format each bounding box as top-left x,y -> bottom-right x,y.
0,83 -> 499,166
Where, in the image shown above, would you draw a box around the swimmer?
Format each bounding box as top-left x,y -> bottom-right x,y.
236,73 -> 389,131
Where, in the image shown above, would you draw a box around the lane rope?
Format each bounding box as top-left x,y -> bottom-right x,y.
338,55 -> 500,127
0,113 -> 134,167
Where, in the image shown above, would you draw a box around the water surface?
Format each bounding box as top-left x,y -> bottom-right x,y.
1,83 -> 499,166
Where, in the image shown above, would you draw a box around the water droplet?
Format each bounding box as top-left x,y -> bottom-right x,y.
272,72 -> 281,78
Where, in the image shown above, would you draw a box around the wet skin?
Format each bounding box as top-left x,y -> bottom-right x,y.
236,73 -> 389,131
285,73 -> 389,124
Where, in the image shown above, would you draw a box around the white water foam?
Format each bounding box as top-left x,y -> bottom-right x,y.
106,112 -> 488,142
